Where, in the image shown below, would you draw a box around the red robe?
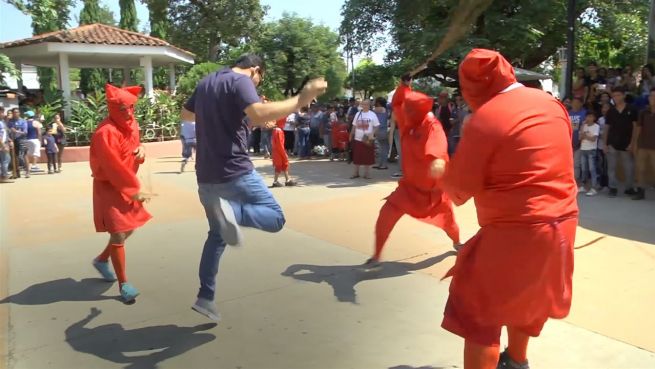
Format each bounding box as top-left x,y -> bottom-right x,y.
90,84 -> 152,233
272,118 -> 289,172
373,92 -> 460,261
441,49 -> 579,345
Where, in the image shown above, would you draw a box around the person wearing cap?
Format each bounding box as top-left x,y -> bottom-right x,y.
7,108 -> 28,178
437,49 -> 578,369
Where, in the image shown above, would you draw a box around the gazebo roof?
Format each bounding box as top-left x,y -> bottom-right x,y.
0,23 -> 195,68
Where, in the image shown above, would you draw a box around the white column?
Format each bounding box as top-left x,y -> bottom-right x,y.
58,53 -> 71,118
168,63 -> 176,94
140,56 -> 154,98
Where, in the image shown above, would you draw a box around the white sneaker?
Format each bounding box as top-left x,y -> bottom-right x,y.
192,297 -> 221,321
585,188 -> 598,196
578,186 -> 586,193
217,198 -> 243,246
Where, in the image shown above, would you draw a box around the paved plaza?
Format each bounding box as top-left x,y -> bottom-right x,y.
1,153 -> 654,369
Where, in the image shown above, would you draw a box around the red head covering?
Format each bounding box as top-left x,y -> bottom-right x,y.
105,84 -> 141,131
458,49 -> 517,112
403,91 -> 435,131
276,117 -> 286,129
391,81 -> 412,131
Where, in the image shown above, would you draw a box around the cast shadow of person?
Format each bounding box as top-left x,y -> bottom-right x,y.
0,278 -> 115,305
281,251 -> 456,304
66,308 -> 217,369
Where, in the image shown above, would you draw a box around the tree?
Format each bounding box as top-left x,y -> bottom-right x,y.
0,54 -> 19,85
141,0 -> 169,40
169,0 -> 267,61
254,14 -> 346,99
345,59 -> 395,99
79,0 -> 117,94
340,0 -> 649,85
8,0 -> 73,102
119,0 -> 138,32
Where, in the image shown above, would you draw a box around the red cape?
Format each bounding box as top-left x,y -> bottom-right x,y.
441,49 -> 579,343
89,84 -> 151,233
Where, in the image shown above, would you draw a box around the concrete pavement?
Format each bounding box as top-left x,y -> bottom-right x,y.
1,155 -> 654,369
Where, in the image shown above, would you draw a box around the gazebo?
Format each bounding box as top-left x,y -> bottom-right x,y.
0,23 -> 195,115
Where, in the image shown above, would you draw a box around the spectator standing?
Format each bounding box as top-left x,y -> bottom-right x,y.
283,112 -> 296,155
579,111 -> 600,196
632,88 -> 655,200
0,108 -> 13,182
43,128 -> 58,174
52,114 -> 66,172
350,99 -> 379,179
8,109 -> 29,178
603,88 -> 638,197
568,97 -> 587,186
296,106 -> 311,159
373,97 -> 390,170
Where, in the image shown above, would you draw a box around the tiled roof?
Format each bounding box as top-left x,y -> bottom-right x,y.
0,23 -> 194,56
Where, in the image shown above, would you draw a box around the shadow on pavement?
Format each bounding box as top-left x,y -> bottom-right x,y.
66,308 -> 216,369
0,278 -> 115,305
281,251 -> 456,304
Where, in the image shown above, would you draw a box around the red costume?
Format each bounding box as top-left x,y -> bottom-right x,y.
332,122 -> 349,151
89,84 -> 150,298
440,49 -> 578,367
373,91 -> 460,261
272,118 -> 289,172
90,84 -> 151,233
391,81 -> 412,132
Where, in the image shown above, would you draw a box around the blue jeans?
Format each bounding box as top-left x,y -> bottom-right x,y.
376,138 -> 389,167
0,149 -> 9,178
181,139 -> 196,161
260,130 -> 272,156
579,149 -> 598,188
197,171 -> 285,300
298,127 -> 311,158
394,130 -> 402,169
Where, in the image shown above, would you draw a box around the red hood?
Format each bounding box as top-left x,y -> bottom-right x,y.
276,117 -> 286,129
403,91 -> 434,130
105,84 -> 141,131
459,49 -> 517,111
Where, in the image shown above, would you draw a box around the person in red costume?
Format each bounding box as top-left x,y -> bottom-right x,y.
389,73 -> 413,178
365,91 -> 461,268
89,84 -> 152,303
271,117 -> 297,187
437,49 -> 579,369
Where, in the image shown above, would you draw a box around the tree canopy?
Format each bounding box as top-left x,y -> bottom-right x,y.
119,0 -> 139,32
340,0 -> 650,84
345,59 -> 395,99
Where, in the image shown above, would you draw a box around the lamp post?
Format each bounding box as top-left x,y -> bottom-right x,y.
558,47 -> 568,99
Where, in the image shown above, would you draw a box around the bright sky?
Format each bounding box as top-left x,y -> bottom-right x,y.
0,0 -> 384,64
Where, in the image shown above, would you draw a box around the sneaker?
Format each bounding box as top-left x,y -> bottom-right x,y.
30,166 -> 43,172
361,257 -> 382,272
577,186 -> 586,193
585,188 -> 598,196
497,350 -> 529,369
391,172 -> 403,179
608,188 -> 618,198
192,297 -> 221,321
624,188 -> 638,196
180,161 -> 187,173
217,197 -> 243,246
272,181 -> 284,188
119,283 -> 140,302
285,180 -> 297,187
632,188 -> 645,200
92,258 -> 117,282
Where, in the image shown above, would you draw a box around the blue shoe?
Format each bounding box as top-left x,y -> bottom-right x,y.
92,259 -> 117,282
120,283 -> 140,302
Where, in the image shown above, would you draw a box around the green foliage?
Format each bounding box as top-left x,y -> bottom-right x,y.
141,0 -> 169,40
79,0 -> 116,93
135,92 -> 180,129
576,1 -> 649,68
69,91 -> 107,132
39,97 -> 64,124
175,62 -> 222,105
0,54 -> 19,85
254,14 -> 345,99
169,0 -> 267,61
345,59 -> 395,98
119,0 -> 139,32
339,0 -> 650,83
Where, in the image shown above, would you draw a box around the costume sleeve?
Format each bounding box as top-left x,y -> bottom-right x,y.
93,129 -> 140,198
442,116 -> 495,206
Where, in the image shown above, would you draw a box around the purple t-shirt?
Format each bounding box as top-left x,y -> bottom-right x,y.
184,68 -> 261,183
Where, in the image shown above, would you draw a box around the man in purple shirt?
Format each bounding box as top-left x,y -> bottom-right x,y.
181,54 -> 327,321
